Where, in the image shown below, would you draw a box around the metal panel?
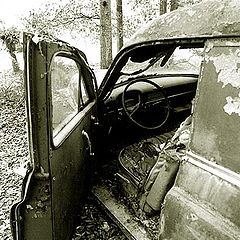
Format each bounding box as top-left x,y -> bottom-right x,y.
11,34 -> 53,240
125,0 -> 240,47
190,38 -> 240,173
159,158 -> 240,240
158,38 -> 240,240
50,102 -> 97,240
12,34 -> 97,240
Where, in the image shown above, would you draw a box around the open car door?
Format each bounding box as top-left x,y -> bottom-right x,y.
11,33 -> 98,240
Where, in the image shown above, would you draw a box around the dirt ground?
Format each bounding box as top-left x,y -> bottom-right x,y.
0,99 -> 27,240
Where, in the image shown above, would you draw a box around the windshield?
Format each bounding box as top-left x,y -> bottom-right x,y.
118,47 -> 203,84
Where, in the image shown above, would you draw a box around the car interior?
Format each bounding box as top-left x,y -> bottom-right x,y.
91,43 -> 204,238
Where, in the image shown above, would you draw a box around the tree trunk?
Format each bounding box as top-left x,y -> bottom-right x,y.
170,0 -> 178,11
116,0 -> 123,51
9,50 -> 20,73
100,0 -> 113,69
5,41 -> 20,73
160,0 -> 167,15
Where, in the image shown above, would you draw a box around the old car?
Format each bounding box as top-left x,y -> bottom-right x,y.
11,0 -> 240,239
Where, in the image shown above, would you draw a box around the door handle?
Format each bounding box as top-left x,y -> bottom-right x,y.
82,130 -> 94,156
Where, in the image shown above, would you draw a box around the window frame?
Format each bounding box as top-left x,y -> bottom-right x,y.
49,51 -> 93,148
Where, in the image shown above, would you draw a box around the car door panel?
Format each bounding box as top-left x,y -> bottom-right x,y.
11,33 -> 97,240
50,103 -> 96,240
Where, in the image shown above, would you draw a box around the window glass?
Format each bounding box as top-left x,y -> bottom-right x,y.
118,47 -> 203,84
51,56 -> 79,137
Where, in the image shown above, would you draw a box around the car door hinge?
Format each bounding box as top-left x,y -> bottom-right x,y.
34,166 -> 50,180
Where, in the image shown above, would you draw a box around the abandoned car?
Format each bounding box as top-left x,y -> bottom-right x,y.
11,0 -> 240,239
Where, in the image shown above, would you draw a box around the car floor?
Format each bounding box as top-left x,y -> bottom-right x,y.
72,195 -> 127,240
72,111 -> 189,239
83,135 -> 174,240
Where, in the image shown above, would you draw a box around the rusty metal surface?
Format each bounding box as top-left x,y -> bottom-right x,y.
13,33 -> 98,240
125,0 -> 240,48
158,37 -> 240,239
190,38 -> 240,172
92,184 -> 152,240
50,103 -> 97,240
159,158 -> 240,240
11,34 -> 53,240
46,40 -> 98,240
20,177 -> 52,240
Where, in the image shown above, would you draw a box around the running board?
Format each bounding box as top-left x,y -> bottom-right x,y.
91,184 -> 152,240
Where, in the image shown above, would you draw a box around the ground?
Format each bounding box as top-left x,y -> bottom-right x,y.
0,69 -> 27,240
0,98 -> 26,240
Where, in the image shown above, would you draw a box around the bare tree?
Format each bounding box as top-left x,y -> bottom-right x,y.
22,1 -> 100,38
0,28 -> 21,72
116,0 -> 123,51
100,0 -> 113,69
160,0 -> 167,15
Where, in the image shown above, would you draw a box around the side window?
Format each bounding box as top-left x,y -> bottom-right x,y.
50,55 -> 89,138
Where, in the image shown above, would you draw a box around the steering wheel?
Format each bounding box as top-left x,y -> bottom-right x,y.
122,79 -> 170,130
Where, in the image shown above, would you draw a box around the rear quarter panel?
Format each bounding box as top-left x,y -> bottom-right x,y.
159,154 -> 240,240
159,38 -> 240,240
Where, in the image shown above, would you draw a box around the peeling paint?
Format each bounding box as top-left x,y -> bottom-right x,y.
208,46 -> 240,116
125,0 -> 240,48
205,42 -> 214,53
224,93 -> 240,116
210,49 -> 240,89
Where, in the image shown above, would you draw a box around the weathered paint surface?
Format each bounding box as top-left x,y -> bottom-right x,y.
205,41 -> 240,116
125,0 -> 240,47
224,94 -> 240,116
208,50 -> 240,89
12,33 -> 98,240
159,156 -> 240,240
190,38 -> 240,172
159,38 -> 240,239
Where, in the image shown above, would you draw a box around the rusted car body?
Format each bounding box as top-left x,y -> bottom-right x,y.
11,0 -> 240,239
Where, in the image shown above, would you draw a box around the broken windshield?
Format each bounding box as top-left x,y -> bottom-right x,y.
118,47 -> 203,84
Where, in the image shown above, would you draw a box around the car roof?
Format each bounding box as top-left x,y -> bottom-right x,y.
124,0 -> 240,48
98,0 -> 240,100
